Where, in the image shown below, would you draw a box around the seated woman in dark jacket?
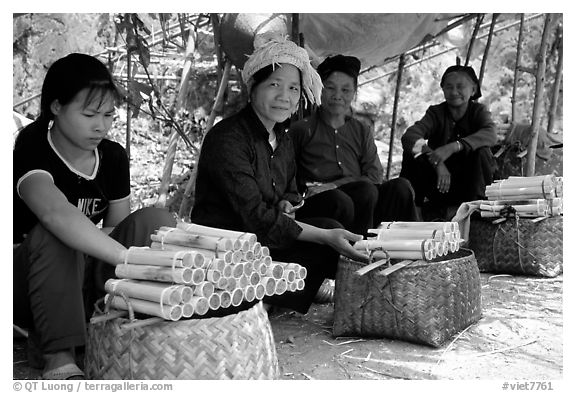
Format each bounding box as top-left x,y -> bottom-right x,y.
190,33 -> 367,314
400,64 -> 498,219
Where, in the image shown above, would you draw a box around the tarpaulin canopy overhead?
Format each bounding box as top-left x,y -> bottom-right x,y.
219,13 -> 461,69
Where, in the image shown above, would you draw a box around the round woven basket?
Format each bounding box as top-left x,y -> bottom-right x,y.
333,249 -> 482,347
468,215 -> 563,277
85,301 -> 279,379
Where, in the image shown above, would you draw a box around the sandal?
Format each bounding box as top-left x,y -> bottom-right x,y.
42,363 -> 85,380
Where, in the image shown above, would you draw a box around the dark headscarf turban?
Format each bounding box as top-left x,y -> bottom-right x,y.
317,55 -> 361,82
440,65 -> 482,100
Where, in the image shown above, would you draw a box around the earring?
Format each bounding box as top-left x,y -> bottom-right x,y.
48,119 -> 54,131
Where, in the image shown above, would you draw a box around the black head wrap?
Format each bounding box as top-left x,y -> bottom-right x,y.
317,55 -> 361,82
440,65 -> 482,100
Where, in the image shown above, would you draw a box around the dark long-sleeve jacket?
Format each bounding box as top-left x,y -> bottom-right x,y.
190,105 -> 302,249
290,109 -> 383,188
401,101 -> 497,154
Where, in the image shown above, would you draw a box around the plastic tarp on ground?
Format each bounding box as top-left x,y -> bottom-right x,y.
220,13 -> 459,69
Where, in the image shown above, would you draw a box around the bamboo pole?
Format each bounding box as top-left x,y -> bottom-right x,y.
511,14 -> 525,125
546,32 -> 562,135
185,296 -> 210,316
478,13 -> 499,89
465,14 -> 485,66
368,228 -> 445,241
178,60 -> 232,218
151,229 -> 234,252
386,53 -> 405,180
526,14 -> 559,177
217,290 -> 232,308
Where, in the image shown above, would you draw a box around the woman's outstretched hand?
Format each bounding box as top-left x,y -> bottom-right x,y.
322,228 -> 369,262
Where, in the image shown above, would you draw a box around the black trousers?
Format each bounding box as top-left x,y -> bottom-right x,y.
296,178 -> 419,236
400,146 -> 497,207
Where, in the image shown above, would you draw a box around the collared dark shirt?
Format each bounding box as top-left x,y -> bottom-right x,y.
289,109 -> 383,187
401,101 -> 497,153
190,105 -> 302,250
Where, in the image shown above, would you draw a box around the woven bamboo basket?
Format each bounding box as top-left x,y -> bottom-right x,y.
85,301 -> 279,380
468,215 -> 563,277
333,249 -> 482,347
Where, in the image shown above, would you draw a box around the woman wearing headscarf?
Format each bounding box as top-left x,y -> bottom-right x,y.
290,54 -> 419,236
190,34 -> 367,314
400,64 -> 498,220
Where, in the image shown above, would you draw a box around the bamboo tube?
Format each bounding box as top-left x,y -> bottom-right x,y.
176,222 -> 257,246
231,287 -> 244,307
214,276 -> 228,290
187,296 -> 210,316
205,269 -> 221,283
179,285 -> 194,303
207,258 -> 226,272
105,279 -> 182,305
485,185 -> 554,199
124,247 -> 205,268
487,193 -> 555,201
479,198 -> 562,207
191,281 -> 214,298
230,250 -> 243,263
450,240 -> 459,253
248,271 -> 261,286
243,249 -> 255,261
253,260 -> 268,275
274,279 -> 288,295
490,174 -> 555,187
189,268 -> 206,285
368,228 -> 445,242
225,277 -> 238,291
261,276 -> 276,296
255,283 -> 266,300
207,292 -> 221,310
115,264 -> 193,284
152,230 -> 234,252
222,264 -> 233,278
236,239 -> 251,253
260,255 -> 272,266
288,281 -> 297,292
231,263 -> 244,278
252,242 -> 262,257
149,243 -> 234,264
266,263 -> 284,279
181,302 -> 194,318
295,278 -> 305,291
372,249 -> 435,261
379,221 -> 452,233
105,294 -> 182,321
261,246 -> 270,257
353,239 -> 435,254
217,290 -> 232,308
281,269 -> 296,283
244,285 -> 256,302
242,261 -> 255,276
275,263 -> 307,279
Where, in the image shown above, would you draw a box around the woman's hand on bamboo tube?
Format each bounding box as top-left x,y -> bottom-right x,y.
322,228 -> 369,262
435,162 -> 451,193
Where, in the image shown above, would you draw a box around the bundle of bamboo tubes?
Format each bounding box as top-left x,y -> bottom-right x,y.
481,175 -> 563,218
104,225 -> 307,321
485,175 -> 561,201
361,221 -> 462,262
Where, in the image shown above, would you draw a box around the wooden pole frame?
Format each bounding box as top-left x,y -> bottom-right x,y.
386,53 -> 405,180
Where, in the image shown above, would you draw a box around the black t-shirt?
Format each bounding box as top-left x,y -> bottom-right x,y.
13,124 -> 130,243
